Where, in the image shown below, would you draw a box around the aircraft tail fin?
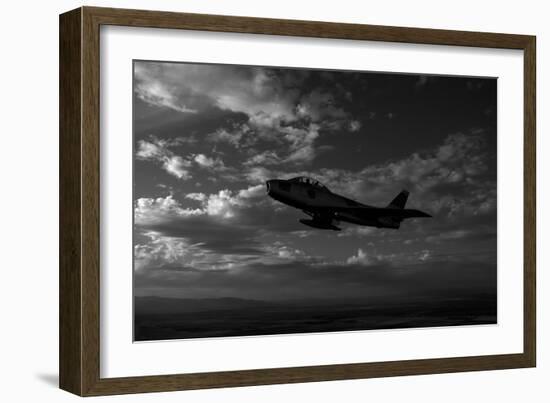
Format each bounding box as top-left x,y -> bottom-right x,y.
387,190 -> 409,209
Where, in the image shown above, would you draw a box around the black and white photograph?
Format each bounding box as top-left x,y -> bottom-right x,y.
133,60 -> 497,342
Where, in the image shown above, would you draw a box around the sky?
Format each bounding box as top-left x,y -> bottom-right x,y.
133,60 -> 497,303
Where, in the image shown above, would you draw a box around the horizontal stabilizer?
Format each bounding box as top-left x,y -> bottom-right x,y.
391,208 -> 432,218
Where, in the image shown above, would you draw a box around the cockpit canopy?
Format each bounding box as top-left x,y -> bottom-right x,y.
288,176 -> 329,192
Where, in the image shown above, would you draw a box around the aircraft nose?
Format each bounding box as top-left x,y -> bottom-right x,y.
266,180 -> 271,194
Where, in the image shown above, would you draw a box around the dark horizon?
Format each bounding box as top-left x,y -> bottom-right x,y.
134,292 -> 497,341
133,60 -> 497,340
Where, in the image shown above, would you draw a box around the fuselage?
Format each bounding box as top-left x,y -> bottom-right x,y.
266,178 -> 400,229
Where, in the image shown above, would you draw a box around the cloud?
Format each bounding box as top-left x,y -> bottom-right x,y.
162,156 -> 191,179
136,184 -> 294,232
135,231 -> 190,271
136,137 -> 192,180
136,190 -> 243,224
244,166 -> 273,183
346,248 -> 373,265
134,184 -> 303,271
135,62 -> 298,123
135,195 -> 202,225
207,126 -> 246,148
237,184 -> 265,199
348,120 -> 362,132
185,192 -> 207,202
337,227 -> 375,238
193,153 -> 227,171
134,86 -> 198,113
264,243 -> 306,260
283,124 -> 320,163
426,230 -> 471,243
418,250 -> 431,261
243,150 -> 282,166
296,89 -> 347,122
135,62 -> 360,165
134,64 -> 198,113
136,134 -> 232,179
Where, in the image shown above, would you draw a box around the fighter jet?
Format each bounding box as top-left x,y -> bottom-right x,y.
266,176 -> 431,231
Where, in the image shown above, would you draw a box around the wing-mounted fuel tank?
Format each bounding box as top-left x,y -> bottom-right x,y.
299,218 -> 341,231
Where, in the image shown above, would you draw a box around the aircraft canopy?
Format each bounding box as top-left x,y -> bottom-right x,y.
288,176 -> 329,191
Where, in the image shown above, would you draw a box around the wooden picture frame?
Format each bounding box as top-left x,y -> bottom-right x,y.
59,6 -> 536,396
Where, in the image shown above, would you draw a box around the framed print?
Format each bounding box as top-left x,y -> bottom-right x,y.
59,6 -> 536,396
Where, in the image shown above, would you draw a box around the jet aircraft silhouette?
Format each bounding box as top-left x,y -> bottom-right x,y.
266,176 -> 431,231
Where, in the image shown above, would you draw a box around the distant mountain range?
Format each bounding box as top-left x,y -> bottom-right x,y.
134,293 -> 496,316
134,296 -> 278,315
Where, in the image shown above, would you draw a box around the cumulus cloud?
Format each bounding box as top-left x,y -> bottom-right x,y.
264,243 -> 306,260
136,184 -> 293,231
185,192 -> 207,202
135,195 -> 202,225
136,137 -> 192,180
135,231 -> 190,271
134,184 -> 303,274
346,248 -> 372,265
136,135 -> 231,178
193,154 -> 226,171
136,190 -> 244,224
